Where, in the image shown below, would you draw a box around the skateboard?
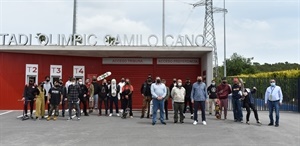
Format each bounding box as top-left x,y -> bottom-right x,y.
97,71 -> 112,81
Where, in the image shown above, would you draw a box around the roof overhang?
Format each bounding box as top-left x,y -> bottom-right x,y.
0,46 -> 213,58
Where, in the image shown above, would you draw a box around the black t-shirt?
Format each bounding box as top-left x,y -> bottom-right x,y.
207,85 -> 217,99
49,87 -> 62,105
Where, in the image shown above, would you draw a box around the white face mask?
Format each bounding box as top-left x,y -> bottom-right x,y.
178,83 -> 182,86
79,82 -> 83,85
211,82 -> 215,86
270,82 -> 276,87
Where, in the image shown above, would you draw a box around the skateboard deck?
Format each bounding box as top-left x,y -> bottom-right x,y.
97,72 -> 112,81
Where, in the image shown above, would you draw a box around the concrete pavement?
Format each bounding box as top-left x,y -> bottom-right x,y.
0,110 -> 299,146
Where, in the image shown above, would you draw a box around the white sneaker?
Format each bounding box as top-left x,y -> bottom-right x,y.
116,113 -> 120,117
109,113 -> 113,117
193,121 -> 197,125
77,117 -> 80,120
130,116 -> 133,118
202,121 -> 207,125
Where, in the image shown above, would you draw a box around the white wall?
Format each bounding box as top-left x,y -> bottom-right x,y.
201,51 -> 213,86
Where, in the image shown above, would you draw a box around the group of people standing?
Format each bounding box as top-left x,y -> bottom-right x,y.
22,76 -> 134,121
22,74 -> 283,127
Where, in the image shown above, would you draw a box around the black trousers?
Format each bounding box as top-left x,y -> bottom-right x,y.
122,97 -> 133,116
99,97 -> 108,115
184,97 -> 194,114
45,96 -> 50,114
110,96 -> 119,113
24,99 -> 34,115
61,97 -> 66,116
164,99 -> 169,119
79,97 -> 88,114
245,103 -> 259,122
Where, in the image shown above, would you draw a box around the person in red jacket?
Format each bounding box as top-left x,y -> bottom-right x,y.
217,77 -> 232,120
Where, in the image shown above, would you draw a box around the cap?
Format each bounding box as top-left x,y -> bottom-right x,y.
222,77 -> 227,80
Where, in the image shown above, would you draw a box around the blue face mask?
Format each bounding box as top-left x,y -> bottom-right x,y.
270,83 -> 276,87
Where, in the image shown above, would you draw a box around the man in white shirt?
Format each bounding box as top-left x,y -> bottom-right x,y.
264,79 -> 283,127
43,76 -> 53,115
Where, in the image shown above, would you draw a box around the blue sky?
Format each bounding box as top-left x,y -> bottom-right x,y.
0,0 -> 299,65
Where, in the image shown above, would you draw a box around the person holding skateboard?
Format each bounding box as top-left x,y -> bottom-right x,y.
109,79 -> 120,117
243,86 -> 262,125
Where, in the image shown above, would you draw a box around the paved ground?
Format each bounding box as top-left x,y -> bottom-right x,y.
0,110 -> 299,146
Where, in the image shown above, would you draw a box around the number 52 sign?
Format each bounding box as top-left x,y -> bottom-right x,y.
73,65 -> 85,77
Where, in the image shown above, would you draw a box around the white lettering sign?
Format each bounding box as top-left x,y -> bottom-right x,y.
157,59 -> 199,65
50,65 -> 62,77
103,58 -> 153,64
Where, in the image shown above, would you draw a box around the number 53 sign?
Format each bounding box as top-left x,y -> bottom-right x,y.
73,65 -> 85,77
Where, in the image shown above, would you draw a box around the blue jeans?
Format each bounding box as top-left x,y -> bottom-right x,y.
93,94 -> 99,109
193,101 -> 206,122
152,98 -> 165,123
268,100 -> 280,125
232,98 -> 243,121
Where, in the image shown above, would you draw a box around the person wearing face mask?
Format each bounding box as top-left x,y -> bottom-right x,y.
35,82 -> 46,120
91,76 -> 100,113
67,77 -> 81,121
162,79 -> 170,120
118,77 -> 126,113
264,79 -> 283,127
169,78 -> 177,111
183,78 -> 193,119
109,79 -> 120,117
98,79 -> 109,116
78,78 -> 89,116
140,77 -> 153,119
121,79 -> 134,118
22,79 -> 39,119
231,78 -> 243,123
47,81 -> 63,121
207,80 -> 217,116
85,78 -> 94,113
58,79 -> 67,117
43,76 -> 53,115
151,77 -> 167,125
243,86 -> 262,125
216,77 -> 232,120
171,79 -> 186,124
191,76 -> 208,125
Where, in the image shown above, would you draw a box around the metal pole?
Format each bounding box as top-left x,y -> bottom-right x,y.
72,0 -> 77,45
162,0 -> 165,46
223,0 -> 226,77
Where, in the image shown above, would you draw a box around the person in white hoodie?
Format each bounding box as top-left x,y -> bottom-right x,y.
43,76 -> 53,115
171,79 -> 186,124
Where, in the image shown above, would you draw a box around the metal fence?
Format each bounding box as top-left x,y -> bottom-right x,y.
224,77 -> 300,112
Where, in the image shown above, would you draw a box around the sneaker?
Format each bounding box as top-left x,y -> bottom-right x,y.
130,116 -> 133,118
183,114 -> 185,118
47,117 -> 51,121
234,119 -> 238,122
53,116 -> 57,121
240,120 -> 243,123
116,113 -> 120,117
257,121 -> 262,125
77,117 -> 80,120
275,124 -> 279,127
67,117 -> 72,121
180,121 -> 184,124
202,121 -> 207,125
246,121 -> 250,125
140,115 -> 144,119
268,123 -> 274,126
109,113 -> 113,117
193,121 -> 198,125
161,122 -> 166,125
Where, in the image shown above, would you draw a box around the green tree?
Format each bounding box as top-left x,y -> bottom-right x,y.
223,53 -> 256,76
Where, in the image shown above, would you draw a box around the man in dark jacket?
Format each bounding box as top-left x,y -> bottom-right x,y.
216,77 -> 232,120
231,78 -> 243,122
243,87 -> 261,125
183,78 -> 193,119
92,77 -> 100,112
207,79 -> 217,115
22,79 -> 39,119
140,77 -> 152,119
78,78 -> 89,116
98,79 -> 109,116
67,77 -> 81,120
59,79 -> 67,117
